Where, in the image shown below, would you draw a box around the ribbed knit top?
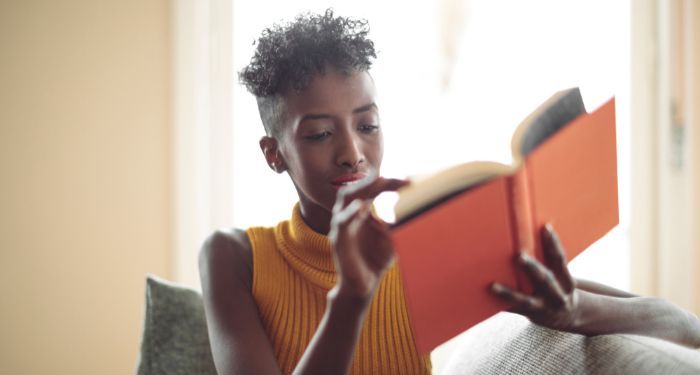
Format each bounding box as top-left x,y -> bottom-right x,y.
246,204 -> 432,374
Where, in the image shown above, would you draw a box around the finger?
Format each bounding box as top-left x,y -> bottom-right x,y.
335,200 -> 395,272
491,282 -> 545,313
329,199 -> 365,240
542,224 -> 575,293
348,200 -> 373,233
337,176 -> 409,209
360,217 -> 396,270
343,176 -> 408,202
333,199 -> 378,242
518,252 -> 568,308
329,200 -> 373,270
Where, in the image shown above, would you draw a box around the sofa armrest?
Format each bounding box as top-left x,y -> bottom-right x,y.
441,312 -> 700,375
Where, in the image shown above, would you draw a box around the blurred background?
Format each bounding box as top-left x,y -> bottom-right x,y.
1,0 -> 699,373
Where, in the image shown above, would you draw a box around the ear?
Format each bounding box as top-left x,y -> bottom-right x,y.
259,136 -> 287,173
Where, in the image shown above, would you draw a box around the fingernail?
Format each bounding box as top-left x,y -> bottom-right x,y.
545,223 -> 555,236
520,252 -> 533,264
491,283 -> 505,293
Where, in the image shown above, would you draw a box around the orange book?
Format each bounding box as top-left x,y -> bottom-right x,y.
391,88 -> 618,354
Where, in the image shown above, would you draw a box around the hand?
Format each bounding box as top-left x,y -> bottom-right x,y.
328,175 -> 409,301
491,224 -> 581,331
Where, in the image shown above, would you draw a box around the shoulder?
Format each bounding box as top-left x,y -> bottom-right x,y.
199,228 -> 253,290
200,228 -> 252,257
198,228 -> 285,374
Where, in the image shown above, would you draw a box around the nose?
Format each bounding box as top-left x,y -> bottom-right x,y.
335,130 -> 364,170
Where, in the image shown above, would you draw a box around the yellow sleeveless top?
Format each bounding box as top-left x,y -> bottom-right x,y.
246,204 -> 432,374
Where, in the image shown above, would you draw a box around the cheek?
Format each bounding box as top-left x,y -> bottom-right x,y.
368,135 -> 384,167
286,145 -> 327,181
279,143 -> 305,182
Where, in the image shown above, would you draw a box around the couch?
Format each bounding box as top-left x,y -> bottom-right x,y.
136,275 -> 700,374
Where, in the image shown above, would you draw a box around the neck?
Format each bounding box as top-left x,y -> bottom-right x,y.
298,196 -> 332,235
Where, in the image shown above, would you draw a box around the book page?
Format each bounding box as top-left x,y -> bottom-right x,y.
394,161 -> 514,222
511,88 -> 587,164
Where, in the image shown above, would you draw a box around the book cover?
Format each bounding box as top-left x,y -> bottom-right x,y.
391,90 -> 618,354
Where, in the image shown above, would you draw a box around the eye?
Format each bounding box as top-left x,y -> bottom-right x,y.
304,131 -> 331,141
358,124 -> 379,134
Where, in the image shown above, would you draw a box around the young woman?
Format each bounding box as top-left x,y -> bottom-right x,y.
199,10 -> 700,375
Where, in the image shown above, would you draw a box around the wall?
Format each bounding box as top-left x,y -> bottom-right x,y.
692,0 -> 700,314
0,0 -> 171,373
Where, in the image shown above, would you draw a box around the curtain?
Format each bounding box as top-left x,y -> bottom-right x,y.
630,0 -> 700,314
172,0 -> 234,288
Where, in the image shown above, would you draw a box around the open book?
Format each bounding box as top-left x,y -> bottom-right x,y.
390,88 -> 618,354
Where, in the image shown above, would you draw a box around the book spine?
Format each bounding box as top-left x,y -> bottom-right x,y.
507,167 -> 536,292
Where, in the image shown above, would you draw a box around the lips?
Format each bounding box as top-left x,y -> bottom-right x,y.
331,173 -> 368,189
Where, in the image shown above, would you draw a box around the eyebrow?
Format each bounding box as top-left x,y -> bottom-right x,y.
299,102 -> 378,123
353,102 -> 378,114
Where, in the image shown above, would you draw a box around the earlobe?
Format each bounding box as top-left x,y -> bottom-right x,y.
259,136 -> 287,173
271,159 -> 287,173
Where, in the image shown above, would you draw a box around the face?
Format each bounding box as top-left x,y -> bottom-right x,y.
260,68 -> 383,232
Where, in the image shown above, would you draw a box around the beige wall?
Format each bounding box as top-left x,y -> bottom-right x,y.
0,0 -> 171,373
692,0 -> 700,315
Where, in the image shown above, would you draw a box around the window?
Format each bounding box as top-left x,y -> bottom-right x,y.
228,0 -> 629,370
231,0 -> 630,291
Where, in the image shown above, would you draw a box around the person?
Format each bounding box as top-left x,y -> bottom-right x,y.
199,9 -> 700,375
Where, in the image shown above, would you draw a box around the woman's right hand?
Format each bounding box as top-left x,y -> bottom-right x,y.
328,176 -> 408,301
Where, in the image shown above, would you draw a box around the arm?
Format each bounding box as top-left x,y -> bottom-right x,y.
200,230 -> 374,375
199,230 -> 282,375
573,289 -> 700,348
291,287 -> 371,374
200,177 -> 407,375
575,278 -> 637,298
492,224 -> 700,348
293,177 -> 408,374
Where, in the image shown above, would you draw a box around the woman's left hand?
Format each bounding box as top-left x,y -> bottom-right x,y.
492,224 -> 700,347
491,224 -> 581,331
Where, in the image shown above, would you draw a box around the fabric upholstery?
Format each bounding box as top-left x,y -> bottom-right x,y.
441,312 -> 700,375
135,275 -> 217,375
135,276 -> 700,374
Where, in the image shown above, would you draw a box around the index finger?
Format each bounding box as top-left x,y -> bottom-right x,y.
541,224 -> 575,293
337,176 -> 409,207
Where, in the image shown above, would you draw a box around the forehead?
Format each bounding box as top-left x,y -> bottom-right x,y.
282,69 -> 377,117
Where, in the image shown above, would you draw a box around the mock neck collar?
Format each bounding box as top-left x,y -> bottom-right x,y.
275,203 -> 336,288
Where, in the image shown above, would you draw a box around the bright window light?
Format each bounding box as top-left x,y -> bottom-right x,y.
230,0 -> 630,292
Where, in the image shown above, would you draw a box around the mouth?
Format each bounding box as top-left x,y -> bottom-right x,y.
331,173 -> 368,190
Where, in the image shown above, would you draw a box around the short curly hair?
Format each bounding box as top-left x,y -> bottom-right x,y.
239,9 -> 377,136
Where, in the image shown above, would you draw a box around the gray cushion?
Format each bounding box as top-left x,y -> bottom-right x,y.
135,276 -> 700,374
442,312 -> 700,375
136,275 -> 217,375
